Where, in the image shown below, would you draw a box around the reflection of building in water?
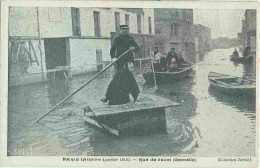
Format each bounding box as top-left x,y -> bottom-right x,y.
237,10 -> 256,56
154,9 -> 195,62
9,7 -> 155,86
47,80 -> 70,106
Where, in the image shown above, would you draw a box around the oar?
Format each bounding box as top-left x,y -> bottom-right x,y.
35,48 -> 134,123
151,57 -> 158,90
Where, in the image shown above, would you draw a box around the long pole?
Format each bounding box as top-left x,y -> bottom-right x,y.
36,7 -> 44,81
35,48 -> 133,123
151,57 -> 158,90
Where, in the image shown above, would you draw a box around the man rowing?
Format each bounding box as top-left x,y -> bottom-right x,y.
101,62 -> 140,105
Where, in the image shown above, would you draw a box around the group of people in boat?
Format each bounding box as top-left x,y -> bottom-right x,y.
230,46 -> 251,59
152,47 -> 186,73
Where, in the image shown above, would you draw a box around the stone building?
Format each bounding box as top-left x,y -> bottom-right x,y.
8,7 -> 155,86
238,9 -> 256,56
154,8 -> 195,62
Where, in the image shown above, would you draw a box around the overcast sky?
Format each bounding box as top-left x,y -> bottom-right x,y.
193,9 -> 245,39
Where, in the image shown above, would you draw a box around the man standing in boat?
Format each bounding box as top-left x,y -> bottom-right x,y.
101,61 -> 140,105
110,25 -> 140,72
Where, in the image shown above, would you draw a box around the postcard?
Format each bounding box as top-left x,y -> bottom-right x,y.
0,0 -> 259,167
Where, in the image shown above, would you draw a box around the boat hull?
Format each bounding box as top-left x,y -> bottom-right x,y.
143,65 -> 193,84
230,56 -> 253,64
208,72 -> 256,97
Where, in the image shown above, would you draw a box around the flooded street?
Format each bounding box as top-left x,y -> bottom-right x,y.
8,48 -> 256,156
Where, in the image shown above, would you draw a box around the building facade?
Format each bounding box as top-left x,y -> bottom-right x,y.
238,9 -> 256,56
154,8 -> 195,62
193,24 -> 211,61
9,7 -> 155,86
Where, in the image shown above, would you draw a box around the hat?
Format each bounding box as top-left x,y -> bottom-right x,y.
120,25 -> 129,29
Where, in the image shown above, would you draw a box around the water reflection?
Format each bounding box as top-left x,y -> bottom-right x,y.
90,119 -> 198,156
47,79 -> 70,106
208,86 -> 255,112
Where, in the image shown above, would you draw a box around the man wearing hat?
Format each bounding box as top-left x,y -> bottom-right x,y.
110,25 -> 139,72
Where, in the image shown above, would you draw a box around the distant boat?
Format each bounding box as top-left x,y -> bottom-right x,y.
143,61 -> 194,84
208,71 -> 256,97
230,55 -> 254,64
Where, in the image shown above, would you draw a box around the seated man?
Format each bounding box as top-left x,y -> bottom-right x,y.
101,62 -> 140,105
177,52 -> 185,68
167,57 -> 178,72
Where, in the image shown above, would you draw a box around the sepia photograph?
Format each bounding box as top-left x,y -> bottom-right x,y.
0,0 -> 258,167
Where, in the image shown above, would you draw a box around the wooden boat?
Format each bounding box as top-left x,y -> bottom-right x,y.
143,61 -> 194,84
230,55 -> 254,63
208,72 -> 256,97
82,94 -> 179,136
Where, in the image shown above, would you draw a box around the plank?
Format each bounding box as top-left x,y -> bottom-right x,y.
91,94 -> 179,117
83,116 -> 119,136
29,41 -> 40,66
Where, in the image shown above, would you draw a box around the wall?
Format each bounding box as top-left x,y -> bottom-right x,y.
69,38 -> 111,75
154,8 -> 195,61
9,7 -> 73,37
79,8 -> 154,37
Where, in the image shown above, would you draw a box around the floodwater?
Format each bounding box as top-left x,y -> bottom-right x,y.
8,48 -> 256,156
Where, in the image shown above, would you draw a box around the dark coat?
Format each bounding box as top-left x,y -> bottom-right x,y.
110,34 -> 139,70
105,68 -> 140,105
166,51 -> 178,66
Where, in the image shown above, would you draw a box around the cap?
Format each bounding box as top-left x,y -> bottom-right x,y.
120,25 -> 129,29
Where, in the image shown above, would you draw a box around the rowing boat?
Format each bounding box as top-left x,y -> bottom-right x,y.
230,55 -> 254,64
143,61 -> 194,84
208,71 -> 256,97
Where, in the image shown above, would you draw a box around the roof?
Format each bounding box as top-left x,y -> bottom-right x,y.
122,8 -> 144,15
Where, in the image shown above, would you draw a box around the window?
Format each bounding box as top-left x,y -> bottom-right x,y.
125,14 -> 129,26
94,11 -> 101,37
71,8 -> 81,36
137,15 -> 142,34
148,17 -> 152,34
115,12 -> 120,33
171,23 -> 178,36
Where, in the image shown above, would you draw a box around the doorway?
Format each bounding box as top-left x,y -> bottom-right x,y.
44,38 -> 68,79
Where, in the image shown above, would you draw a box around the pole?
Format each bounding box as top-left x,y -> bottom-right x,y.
151,57 -> 158,90
35,48 -> 133,123
36,7 -> 44,81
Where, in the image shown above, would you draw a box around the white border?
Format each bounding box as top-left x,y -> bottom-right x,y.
0,0 -> 259,167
